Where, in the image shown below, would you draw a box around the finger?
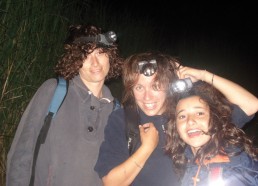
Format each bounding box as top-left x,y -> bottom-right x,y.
142,123 -> 150,128
184,74 -> 198,82
175,62 -> 183,69
177,67 -> 186,79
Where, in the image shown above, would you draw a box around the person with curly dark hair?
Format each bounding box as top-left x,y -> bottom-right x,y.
7,24 -> 123,186
94,51 -> 258,186
166,81 -> 258,186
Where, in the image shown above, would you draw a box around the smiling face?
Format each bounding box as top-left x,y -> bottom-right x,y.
176,96 -> 211,155
133,73 -> 167,116
79,48 -> 110,84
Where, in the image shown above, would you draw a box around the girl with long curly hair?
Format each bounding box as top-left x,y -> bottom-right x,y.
166,81 -> 258,186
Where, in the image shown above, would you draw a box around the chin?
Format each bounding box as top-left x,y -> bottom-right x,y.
143,110 -> 160,116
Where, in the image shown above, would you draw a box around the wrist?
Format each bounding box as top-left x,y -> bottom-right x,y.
211,74 -> 214,85
202,70 -> 214,85
131,156 -> 143,169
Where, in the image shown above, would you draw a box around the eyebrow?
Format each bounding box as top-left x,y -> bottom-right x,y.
176,106 -> 205,115
176,109 -> 186,117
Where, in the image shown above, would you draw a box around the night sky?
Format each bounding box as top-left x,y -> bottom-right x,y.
110,1 -> 258,96
105,1 -> 258,138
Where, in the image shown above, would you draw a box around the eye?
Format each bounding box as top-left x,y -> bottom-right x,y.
152,82 -> 162,91
134,85 -> 143,92
177,114 -> 186,120
197,112 -> 205,116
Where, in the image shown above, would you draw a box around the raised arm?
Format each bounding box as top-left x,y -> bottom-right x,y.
178,66 -> 258,116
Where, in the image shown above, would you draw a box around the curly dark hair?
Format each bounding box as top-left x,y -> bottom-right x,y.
54,24 -> 123,80
122,51 -> 181,110
165,81 -> 258,176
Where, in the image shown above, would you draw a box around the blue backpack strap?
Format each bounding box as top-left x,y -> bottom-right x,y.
48,77 -> 68,117
113,97 -> 122,111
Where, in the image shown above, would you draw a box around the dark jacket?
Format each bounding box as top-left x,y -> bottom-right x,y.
94,106 -> 253,186
181,147 -> 258,186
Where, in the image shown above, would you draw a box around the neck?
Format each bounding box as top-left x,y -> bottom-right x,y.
80,78 -> 104,98
88,83 -> 104,98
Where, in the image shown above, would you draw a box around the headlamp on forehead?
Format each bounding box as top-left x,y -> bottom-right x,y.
73,31 -> 117,46
169,78 -> 193,94
98,31 -> 117,45
138,59 -> 157,76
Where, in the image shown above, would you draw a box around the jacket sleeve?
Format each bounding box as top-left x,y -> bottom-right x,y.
226,153 -> 258,186
231,104 -> 254,128
6,79 -> 56,186
94,108 -> 129,178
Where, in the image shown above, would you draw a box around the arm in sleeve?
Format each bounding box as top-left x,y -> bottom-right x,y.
201,70 -> 258,116
6,79 -> 56,186
95,109 -> 158,186
231,104 -> 255,128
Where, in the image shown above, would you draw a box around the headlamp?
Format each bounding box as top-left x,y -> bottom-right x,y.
73,31 -> 117,46
138,59 -> 157,76
169,78 -> 193,93
98,31 -> 117,45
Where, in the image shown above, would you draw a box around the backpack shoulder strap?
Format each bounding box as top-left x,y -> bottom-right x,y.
29,76 -> 68,186
40,77 -> 68,143
113,97 -> 122,111
124,106 -> 140,155
48,77 -> 68,117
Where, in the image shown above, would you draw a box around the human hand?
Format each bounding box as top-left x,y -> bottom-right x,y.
139,123 -> 159,152
177,66 -> 206,83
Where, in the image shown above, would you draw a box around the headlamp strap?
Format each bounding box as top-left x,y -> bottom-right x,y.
73,31 -> 116,46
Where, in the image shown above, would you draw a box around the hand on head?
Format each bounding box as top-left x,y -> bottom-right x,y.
177,66 -> 206,83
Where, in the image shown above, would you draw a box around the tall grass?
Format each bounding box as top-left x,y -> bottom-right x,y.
0,0 -> 160,184
0,0 -> 91,184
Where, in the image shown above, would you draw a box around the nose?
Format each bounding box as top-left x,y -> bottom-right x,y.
91,54 -> 99,66
187,115 -> 196,126
143,88 -> 153,101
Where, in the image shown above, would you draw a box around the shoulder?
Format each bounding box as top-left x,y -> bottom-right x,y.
222,152 -> 258,185
228,151 -> 257,168
37,78 -> 58,93
106,108 -> 126,130
108,108 -> 125,123
29,78 -> 59,105
110,107 -> 125,116
224,151 -> 258,178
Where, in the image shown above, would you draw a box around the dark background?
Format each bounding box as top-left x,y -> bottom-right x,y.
104,0 -> 258,142
0,1 -> 257,184
1,0 -> 256,143
108,1 -> 258,95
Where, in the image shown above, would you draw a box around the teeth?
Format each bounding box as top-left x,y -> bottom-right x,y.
188,129 -> 201,134
144,103 -> 155,108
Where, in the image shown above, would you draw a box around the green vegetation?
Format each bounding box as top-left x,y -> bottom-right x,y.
0,0 -> 83,184
1,0 -> 257,185
0,0 -> 163,184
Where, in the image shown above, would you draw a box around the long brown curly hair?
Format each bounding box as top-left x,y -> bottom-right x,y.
165,81 -> 258,176
54,24 -> 123,80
